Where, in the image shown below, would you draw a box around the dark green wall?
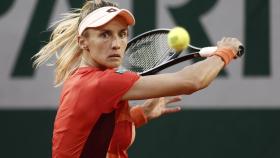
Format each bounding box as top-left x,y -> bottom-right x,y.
1,110 -> 280,158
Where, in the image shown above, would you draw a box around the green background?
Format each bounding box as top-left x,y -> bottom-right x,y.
1,110 -> 280,158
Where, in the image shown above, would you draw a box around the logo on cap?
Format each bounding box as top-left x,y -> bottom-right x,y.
107,8 -> 117,13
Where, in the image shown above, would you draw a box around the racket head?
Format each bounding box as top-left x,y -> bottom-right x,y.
122,29 -> 199,75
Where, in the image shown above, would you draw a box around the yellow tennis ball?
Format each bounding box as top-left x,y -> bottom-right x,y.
167,27 -> 190,52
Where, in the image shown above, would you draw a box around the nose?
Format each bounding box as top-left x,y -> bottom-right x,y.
112,36 -> 121,50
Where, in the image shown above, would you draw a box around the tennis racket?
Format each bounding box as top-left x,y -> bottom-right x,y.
121,29 -> 244,76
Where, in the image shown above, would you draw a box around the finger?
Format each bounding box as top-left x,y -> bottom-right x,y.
151,98 -> 160,104
144,98 -> 159,106
163,106 -> 181,115
165,96 -> 182,104
217,38 -> 224,46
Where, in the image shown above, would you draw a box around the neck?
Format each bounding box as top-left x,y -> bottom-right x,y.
80,58 -> 93,67
79,52 -> 96,66
79,55 -> 107,70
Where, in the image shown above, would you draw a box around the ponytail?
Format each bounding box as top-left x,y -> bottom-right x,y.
33,0 -> 118,86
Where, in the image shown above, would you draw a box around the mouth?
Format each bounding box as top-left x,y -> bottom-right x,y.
108,54 -> 121,58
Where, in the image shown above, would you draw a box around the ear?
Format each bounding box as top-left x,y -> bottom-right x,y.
78,36 -> 89,51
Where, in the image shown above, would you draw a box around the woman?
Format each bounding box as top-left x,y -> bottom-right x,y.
33,0 -> 242,158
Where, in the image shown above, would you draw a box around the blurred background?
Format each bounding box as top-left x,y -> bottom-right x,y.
1,0 -> 280,157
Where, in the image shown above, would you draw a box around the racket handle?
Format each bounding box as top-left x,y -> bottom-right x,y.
236,45 -> 245,57
199,46 -> 245,58
199,47 -> 217,57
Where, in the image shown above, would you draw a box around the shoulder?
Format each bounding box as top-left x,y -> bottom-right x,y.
97,68 -> 140,90
100,68 -> 139,80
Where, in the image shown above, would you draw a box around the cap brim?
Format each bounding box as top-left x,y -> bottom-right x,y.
90,9 -> 135,28
78,7 -> 135,35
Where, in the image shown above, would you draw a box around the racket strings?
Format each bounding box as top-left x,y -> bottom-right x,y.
153,34 -> 173,62
128,35 -> 161,67
126,39 -> 159,71
124,33 -> 175,73
133,34 -> 166,67
127,36 -> 170,71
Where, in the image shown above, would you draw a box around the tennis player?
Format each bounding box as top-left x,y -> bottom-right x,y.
33,0 -> 242,158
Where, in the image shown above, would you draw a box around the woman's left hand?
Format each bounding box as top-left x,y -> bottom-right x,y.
142,96 -> 182,120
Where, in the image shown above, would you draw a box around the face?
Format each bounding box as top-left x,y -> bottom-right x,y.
79,16 -> 129,69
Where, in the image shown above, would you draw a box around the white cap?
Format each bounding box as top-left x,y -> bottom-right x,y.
78,6 -> 135,35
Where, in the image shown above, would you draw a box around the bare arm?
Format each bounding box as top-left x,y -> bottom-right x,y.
122,55 -> 224,100
121,37 -> 242,101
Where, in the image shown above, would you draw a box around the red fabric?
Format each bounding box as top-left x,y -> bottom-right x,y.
107,103 -> 135,158
52,67 -> 139,158
107,105 -> 149,158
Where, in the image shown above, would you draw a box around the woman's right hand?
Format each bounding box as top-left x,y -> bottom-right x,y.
217,37 -> 243,57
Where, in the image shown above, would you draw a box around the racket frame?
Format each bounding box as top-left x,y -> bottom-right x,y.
124,28 -> 244,76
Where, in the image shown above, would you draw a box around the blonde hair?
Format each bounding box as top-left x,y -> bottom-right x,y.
33,0 -> 118,86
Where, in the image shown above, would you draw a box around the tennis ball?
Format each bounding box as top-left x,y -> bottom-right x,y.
167,27 -> 190,52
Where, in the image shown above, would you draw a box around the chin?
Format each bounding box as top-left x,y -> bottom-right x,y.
106,63 -> 121,69
103,58 -> 123,69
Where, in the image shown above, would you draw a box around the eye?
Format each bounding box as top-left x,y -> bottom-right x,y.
100,31 -> 111,39
119,30 -> 128,39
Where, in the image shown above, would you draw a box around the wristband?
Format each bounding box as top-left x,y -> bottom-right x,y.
214,48 -> 235,66
130,106 -> 148,128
